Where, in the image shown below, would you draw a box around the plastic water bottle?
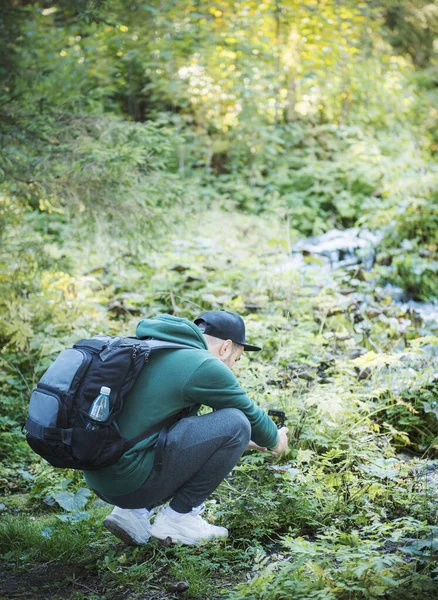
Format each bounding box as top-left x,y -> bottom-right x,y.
86,386 -> 111,430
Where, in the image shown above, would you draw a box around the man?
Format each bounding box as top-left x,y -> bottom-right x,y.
84,310 -> 289,546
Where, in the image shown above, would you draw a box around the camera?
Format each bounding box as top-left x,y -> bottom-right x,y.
268,409 -> 285,429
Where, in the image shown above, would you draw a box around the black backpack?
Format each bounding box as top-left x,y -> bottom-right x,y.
24,335 -> 193,471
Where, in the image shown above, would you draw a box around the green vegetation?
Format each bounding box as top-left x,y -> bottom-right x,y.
0,1 -> 437,599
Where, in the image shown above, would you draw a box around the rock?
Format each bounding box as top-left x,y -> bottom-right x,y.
169,581 -> 190,594
170,264 -> 190,272
292,227 -> 383,270
160,536 -> 173,548
297,371 -> 315,381
348,348 -> 367,360
107,300 -> 143,316
84,265 -> 109,276
365,308 -> 382,319
317,359 -> 335,371
355,366 -> 371,380
326,307 -> 344,317
244,303 -> 263,312
287,362 -> 317,381
266,378 -> 285,387
319,377 -> 335,384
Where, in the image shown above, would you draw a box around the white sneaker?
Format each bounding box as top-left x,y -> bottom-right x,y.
103,507 -> 153,546
149,504 -> 228,545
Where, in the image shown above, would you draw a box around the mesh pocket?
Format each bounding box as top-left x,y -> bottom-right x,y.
70,423 -> 126,469
26,434 -> 72,466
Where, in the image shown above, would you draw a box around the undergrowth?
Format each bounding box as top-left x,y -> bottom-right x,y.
1,2 -> 437,598
1,211 -> 437,599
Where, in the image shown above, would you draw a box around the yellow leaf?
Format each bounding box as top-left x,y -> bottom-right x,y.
297,449 -> 314,465
409,336 -> 438,349
352,351 -> 401,369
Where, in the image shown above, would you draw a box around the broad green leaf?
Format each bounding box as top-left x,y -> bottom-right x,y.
54,488 -> 91,512
57,511 -> 90,523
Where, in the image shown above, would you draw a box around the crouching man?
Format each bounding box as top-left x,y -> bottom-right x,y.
83,310 -> 288,546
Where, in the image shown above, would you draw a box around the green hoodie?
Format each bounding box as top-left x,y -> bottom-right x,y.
83,314 -> 279,497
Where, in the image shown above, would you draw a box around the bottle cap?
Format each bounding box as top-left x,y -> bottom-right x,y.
100,386 -> 111,395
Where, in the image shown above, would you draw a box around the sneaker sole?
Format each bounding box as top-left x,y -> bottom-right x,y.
152,532 -> 199,545
103,517 -> 149,546
150,528 -> 227,546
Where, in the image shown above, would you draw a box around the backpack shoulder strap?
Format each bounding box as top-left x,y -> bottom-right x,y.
144,339 -> 195,351
130,337 -> 195,353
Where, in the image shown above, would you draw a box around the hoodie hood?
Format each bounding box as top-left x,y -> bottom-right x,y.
136,314 -> 208,350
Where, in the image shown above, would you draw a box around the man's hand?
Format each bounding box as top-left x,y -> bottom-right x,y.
269,427 -> 289,456
247,440 -> 268,452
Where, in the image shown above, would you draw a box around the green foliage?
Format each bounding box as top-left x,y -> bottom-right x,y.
0,113 -> 190,229
0,511 -> 106,564
381,0 -> 438,67
0,1 -> 437,598
214,460 -> 321,541
228,520 -> 438,599
0,209 -> 436,599
1,0 -> 437,301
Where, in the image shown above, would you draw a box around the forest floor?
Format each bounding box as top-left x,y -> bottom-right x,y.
1,210 -> 437,600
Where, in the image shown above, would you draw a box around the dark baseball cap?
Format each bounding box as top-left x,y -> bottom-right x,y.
194,310 -> 261,352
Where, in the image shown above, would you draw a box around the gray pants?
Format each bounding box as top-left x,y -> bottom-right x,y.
95,408 -> 251,513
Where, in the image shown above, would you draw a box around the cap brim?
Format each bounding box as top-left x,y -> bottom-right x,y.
243,343 -> 261,352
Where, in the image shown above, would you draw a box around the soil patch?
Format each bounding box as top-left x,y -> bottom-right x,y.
0,563 -> 108,600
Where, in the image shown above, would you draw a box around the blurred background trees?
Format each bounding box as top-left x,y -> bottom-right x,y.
0,0 -> 436,420
1,1 -> 436,215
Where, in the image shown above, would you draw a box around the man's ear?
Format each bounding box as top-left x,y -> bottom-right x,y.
219,339 -> 233,356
